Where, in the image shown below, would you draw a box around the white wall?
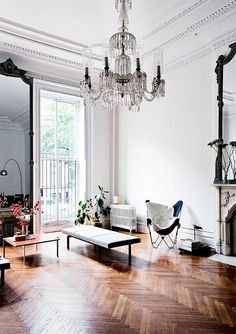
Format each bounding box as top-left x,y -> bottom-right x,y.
117,53 -> 217,244
91,101 -> 111,199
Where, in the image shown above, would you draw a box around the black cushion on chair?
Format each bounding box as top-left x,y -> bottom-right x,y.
157,218 -> 180,236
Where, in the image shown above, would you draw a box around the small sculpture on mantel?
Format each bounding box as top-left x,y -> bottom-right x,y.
208,140 -> 236,184
221,191 -> 235,208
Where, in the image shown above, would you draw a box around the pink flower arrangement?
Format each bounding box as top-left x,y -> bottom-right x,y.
10,199 -> 41,227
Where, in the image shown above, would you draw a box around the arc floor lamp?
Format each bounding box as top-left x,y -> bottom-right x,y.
0,158 -> 23,195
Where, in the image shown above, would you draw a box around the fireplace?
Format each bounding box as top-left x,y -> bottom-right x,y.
225,203 -> 236,255
216,185 -> 236,255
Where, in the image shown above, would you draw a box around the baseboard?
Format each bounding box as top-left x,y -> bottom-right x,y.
179,227 -> 214,247
41,221 -> 74,233
137,219 -> 148,233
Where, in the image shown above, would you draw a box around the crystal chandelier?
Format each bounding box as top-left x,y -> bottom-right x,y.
80,0 -> 165,112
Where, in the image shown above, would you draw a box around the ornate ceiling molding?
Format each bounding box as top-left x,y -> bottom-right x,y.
0,116 -> 23,131
1,1 -> 236,72
2,32 -> 236,84
212,31 -> 236,49
186,0 -> 236,35
0,16 -> 88,51
2,42 -> 83,69
165,46 -> 212,73
143,0 -> 210,40
165,31 -> 236,73
144,0 -> 236,54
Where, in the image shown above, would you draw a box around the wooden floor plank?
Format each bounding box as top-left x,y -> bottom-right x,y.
0,232 -> 236,333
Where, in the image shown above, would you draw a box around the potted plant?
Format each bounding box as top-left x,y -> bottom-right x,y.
75,199 -> 93,225
93,185 -> 111,227
75,185 -> 111,227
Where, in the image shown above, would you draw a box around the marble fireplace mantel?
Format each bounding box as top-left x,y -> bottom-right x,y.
213,184 -> 236,255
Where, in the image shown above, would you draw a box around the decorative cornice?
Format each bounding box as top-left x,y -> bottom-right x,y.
1,33 -> 236,86
187,1 -> 236,35
27,70 -> 81,88
223,90 -> 236,102
143,0 -> 209,40
0,16 -> 88,48
212,31 -> 236,49
1,1 -> 236,78
145,1 -> 236,55
0,17 -> 102,64
164,31 -> 236,73
0,116 -> 23,131
3,42 -> 84,69
165,46 -> 212,73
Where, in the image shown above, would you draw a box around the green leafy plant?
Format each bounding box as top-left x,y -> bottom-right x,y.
93,185 -> 111,221
75,185 -> 110,225
75,199 -> 93,225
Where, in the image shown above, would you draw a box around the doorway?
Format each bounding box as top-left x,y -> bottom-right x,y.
40,90 -> 84,230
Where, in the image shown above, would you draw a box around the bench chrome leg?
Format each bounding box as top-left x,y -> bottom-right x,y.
128,244 -> 131,265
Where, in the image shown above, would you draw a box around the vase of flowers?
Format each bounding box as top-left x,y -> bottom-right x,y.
10,198 -> 40,238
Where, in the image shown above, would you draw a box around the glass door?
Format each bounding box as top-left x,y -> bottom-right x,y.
40,90 -> 84,228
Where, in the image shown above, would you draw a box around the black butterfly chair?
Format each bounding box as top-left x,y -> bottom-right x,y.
146,200 -> 183,249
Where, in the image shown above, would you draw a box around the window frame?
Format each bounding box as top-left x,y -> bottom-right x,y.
33,80 -> 92,233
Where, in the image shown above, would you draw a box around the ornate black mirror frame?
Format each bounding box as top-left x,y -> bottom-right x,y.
214,42 -> 236,184
0,58 -> 34,231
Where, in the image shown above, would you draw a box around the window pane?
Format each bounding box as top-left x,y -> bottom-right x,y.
41,98 -> 56,157
57,101 -> 76,159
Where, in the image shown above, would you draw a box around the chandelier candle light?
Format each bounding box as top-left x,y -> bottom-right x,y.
80,0 -> 165,112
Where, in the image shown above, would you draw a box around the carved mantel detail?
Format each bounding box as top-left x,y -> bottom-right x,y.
216,185 -> 236,255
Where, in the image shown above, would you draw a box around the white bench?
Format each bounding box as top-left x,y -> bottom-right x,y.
62,225 -> 140,265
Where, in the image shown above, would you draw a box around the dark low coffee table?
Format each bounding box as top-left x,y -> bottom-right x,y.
3,233 -> 60,262
0,257 -> 10,287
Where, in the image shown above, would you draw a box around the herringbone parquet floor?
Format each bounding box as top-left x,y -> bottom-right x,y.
0,232 -> 235,334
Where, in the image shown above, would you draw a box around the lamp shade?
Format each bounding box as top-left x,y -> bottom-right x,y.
0,158 -> 23,194
0,169 -> 8,176
113,195 -> 122,204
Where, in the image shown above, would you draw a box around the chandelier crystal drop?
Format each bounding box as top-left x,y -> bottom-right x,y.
80,0 -> 165,112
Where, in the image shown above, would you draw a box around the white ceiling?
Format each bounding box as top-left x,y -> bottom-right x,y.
0,0 -> 199,46
0,0 -> 236,123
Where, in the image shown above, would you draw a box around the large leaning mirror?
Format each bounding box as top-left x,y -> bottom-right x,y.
211,43 -> 236,184
0,58 -> 33,240
223,50 -> 236,145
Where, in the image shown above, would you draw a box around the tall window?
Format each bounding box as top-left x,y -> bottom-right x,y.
40,90 -> 84,226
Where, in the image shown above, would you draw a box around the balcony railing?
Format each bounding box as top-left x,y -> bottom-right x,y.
40,154 -> 76,224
